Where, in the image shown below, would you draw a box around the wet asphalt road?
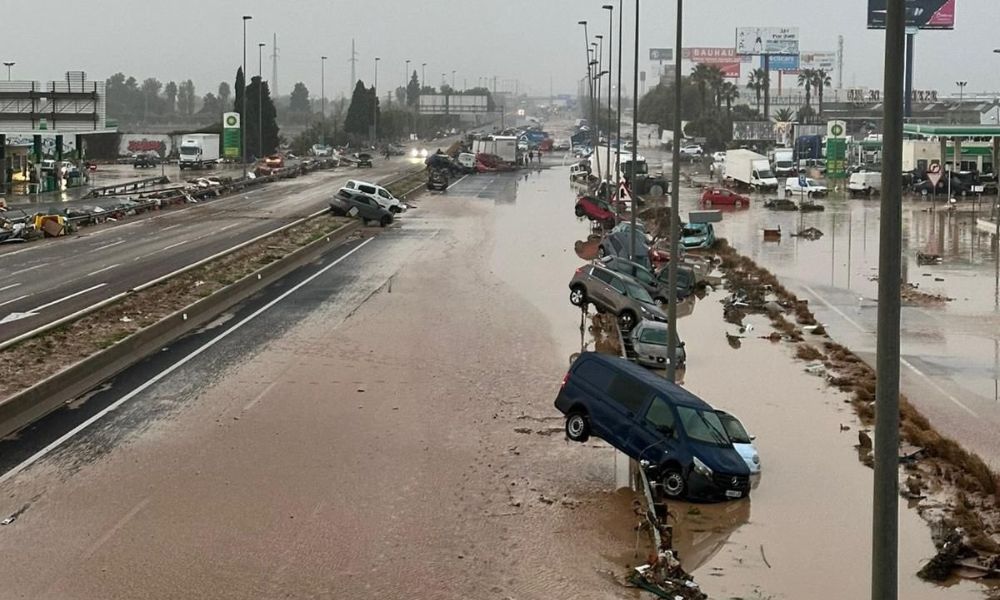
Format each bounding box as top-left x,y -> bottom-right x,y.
0,169 -> 642,599
0,158 -> 427,344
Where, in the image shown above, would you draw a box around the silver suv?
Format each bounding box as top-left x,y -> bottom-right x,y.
568,263 -> 668,331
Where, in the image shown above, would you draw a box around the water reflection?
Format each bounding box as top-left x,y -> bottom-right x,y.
669,498 -> 752,573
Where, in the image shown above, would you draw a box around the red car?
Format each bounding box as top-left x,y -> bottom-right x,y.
574,195 -> 616,228
701,187 -> 750,208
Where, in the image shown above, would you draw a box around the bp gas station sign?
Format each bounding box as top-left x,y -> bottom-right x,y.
223,112 -> 241,159
826,120 -> 847,178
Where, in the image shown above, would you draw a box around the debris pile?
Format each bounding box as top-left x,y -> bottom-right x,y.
628,550 -> 707,600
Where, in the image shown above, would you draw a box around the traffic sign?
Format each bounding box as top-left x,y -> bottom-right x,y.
927,163 -> 943,187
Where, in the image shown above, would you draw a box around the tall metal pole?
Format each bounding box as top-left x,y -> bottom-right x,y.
604,5 -> 614,183
2,62 -> 12,81
592,43 -> 602,180
666,0 -> 682,381
374,57 -> 380,145
241,15 -> 252,180
421,63 -> 427,89
615,0 -> 623,194
872,1 -> 904,598
580,21 -> 599,179
629,0 -> 639,262
320,56 -> 327,147
405,59 -> 410,89
904,32 -> 915,119
596,35 -> 604,180
258,42 -> 265,158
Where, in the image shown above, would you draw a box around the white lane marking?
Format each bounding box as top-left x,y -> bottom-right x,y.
31,283 -> 108,313
161,224 -> 181,231
162,240 -> 189,251
80,496 -> 151,560
901,358 -> 980,418
0,294 -> 30,308
217,223 -> 239,232
243,380 -> 281,412
0,238 -> 374,486
89,240 -> 125,253
0,283 -> 22,293
19,262 -> 51,274
801,285 -> 980,418
87,264 -> 120,277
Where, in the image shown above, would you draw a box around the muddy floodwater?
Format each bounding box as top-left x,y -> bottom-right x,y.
508,160 -> 986,598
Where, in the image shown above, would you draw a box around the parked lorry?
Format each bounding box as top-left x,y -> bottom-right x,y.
771,148 -> 796,177
724,149 -> 778,191
178,134 -> 220,170
589,147 -> 669,197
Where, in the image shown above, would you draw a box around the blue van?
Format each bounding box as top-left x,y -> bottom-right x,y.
555,352 -> 750,501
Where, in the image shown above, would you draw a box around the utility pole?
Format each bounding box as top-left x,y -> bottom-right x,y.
320,56 -> 327,147
348,39 -> 358,91
258,42 -> 266,158
604,4 -> 614,184
241,15 -> 252,180
837,34 -> 844,89
615,0 -> 623,194
374,57 -> 380,145
271,33 -> 279,98
629,0 -> 639,262
666,0 -> 683,381
872,1 -> 904,599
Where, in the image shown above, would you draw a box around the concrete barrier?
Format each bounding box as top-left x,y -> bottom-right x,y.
0,219 -> 362,440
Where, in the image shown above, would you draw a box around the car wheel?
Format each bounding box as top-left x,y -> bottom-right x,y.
733,199 -> 743,208
654,296 -> 668,306
380,215 -> 392,227
390,206 -> 401,214
618,310 -> 637,331
921,188 -> 929,197
649,184 -> 664,197
566,412 -> 591,442
785,189 -> 792,198
597,246 -> 607,258
569,285 -> 587,307
574,205 -> 585,217
661,468 -> 686,498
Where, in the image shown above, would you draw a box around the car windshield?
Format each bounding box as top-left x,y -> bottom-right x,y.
624,280 -> 654,303
718,413 -> 752,444
639,327 -> 669,345
676,406 -> 731,447
757,168 -> 775,178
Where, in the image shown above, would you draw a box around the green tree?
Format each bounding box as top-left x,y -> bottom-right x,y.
344,81 -> 379,139
718,81 -> 740,115
690,64 -> 714,115
289,82 -> 311,113
746,69 -> 768,114
811,69 -> 832,118
178,80 -> 196,115
164,81 -> 178,114
233,67 -> 245,115
218,81 -> 231,113
797,68 -> 815,113
199,92 -> 221,116
773,108 -> 795,122
244,76 -> 280,157
406,71 -> 420,107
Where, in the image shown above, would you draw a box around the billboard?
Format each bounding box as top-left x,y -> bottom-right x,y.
222,112 -> 241,159
649,48 -> 673,61
732,121 -> 778,142
682,48 -> 741,78
867,0 -> 955,30
769,54 -> 801,72
736,27 -> 799,56
418,94 -> 489,115
801,51 -> 837,72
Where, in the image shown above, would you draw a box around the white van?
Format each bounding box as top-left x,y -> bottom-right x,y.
848,172 -> 881,197
457,153 -> 476,171
345,180 -> 405,213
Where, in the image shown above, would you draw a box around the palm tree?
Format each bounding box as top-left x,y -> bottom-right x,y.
746,69 -> 768,114
719,81 -> 740,115
773,108 -> 795,122
811,69 -> 833,118
797,68 -> 815,113
690,64 -> 715,115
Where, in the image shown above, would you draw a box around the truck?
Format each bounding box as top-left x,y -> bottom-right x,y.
771,148 -> 796,178
178,134 -> 220,170
589,147 -> 669,197
724,149 -> 778,191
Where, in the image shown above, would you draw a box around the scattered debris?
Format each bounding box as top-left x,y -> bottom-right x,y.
627,550 -> 707,600
917,252 -> 943,265
791,226 -> 823,240
762,226 -> 781,241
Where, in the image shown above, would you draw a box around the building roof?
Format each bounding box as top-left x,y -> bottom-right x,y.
904,123 -> 1000,137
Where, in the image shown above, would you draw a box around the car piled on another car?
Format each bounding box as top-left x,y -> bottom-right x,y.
568,263 -> 667,331
329,187 -> 394,227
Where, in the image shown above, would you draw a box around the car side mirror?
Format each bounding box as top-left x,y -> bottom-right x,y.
750,435 -> 757,442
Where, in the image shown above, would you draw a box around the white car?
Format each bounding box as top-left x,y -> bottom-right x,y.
680,144 -> 704,158
711,151 -> 726,163
716,410 -> 760,475
785,177 -> 828,198
344,179 -> 406,213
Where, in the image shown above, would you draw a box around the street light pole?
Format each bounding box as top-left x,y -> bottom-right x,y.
421,63 -> 427,89
452,70 -> 456,88
2,62 -> 13,81
629,0 -> 640,263
258,42 -> 266,158
666,0 -> 683,382
595,34 -> 604,171
374,57 -> 380,146
615,0 -> 623,193
956,80 -> 968,123
579,21 -> 599,179
321,56 -> 327,147
872,1 -> 905,598
241,15 -> 252,180
604,4 -> 614,184
405,59 -> 411,89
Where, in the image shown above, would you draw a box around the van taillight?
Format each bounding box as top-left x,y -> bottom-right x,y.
561,372 -> 570,388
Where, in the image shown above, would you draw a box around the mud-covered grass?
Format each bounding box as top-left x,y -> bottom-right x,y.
0,214 -> 352,400
711,236 -> 1000,575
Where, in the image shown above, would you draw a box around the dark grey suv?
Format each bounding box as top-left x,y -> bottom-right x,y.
568,263 -> 668,331
329,187 -> 394,227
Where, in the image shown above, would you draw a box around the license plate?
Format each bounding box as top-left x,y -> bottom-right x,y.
725,490 -> 742,499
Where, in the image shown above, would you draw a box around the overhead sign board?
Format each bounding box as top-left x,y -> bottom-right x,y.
649,48 -> 673,61
682,47 -> 740,78
801,51 -> 837,72
867,0 -> 955,30
732,121 -> 778,142
735,27 -> 800,56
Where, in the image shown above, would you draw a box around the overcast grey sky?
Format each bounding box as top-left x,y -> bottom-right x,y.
4,0 -> 999,99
